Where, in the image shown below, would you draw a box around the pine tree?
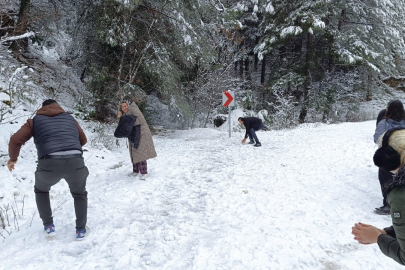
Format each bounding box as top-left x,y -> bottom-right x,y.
254,0 -> 405,123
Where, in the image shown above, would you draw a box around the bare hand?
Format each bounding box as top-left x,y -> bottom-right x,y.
351,222 -> 385,245
241,138 -> 246,144
7,160 -> 16,172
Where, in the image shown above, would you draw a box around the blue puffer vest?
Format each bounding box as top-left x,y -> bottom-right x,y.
33,113 -> 82,159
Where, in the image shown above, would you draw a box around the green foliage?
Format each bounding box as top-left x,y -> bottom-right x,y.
242,95 -> 252,110
87,65 -> 110,100
1,100 -> 11,106
77,0 -> 405,125
268,72 -> 306,93
84,110 -> 97,120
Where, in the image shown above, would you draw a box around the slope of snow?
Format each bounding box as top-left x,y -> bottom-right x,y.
0,114 -> 402,269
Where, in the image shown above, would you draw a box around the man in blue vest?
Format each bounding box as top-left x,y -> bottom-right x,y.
7,99 -> 89,240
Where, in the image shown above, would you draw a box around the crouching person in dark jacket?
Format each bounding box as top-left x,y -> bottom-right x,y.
7,99 -> 89,240
352,128 -> 405,265
238,117 -> 264,147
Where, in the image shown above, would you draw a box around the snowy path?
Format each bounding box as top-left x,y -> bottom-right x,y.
0,121 -> 402,269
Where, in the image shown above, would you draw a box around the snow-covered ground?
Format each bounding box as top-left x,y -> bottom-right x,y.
0,113 -> 402,269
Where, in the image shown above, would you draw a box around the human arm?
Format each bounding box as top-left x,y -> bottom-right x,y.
243,118 -> 250,139
76,121 -> 87,146
8,119 -> 34,162
374,120 -> 387,143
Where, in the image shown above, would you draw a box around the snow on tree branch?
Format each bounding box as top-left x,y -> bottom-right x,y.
1,32 -> 35,44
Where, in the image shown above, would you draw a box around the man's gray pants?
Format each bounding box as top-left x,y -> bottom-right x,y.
34,157 -> 89,231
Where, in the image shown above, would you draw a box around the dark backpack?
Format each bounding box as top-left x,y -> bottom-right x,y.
114,115 -> 141,149
114,115 -> 136,138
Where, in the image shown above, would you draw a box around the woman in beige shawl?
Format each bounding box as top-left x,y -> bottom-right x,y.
118,99 -> 157,180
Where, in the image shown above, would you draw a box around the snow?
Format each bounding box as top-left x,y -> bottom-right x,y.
183,35 -> 192,45
313,20 -> 326,29
235,3 -> 247,12
0,106 -> 404,268
265,3 -> 275,14
367,62 -> 381,73
280,26 -> 303,38
253,5 -> 258,14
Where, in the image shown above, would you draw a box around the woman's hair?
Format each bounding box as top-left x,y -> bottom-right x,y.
385,100 -> 405,122
380,130 -> 405,168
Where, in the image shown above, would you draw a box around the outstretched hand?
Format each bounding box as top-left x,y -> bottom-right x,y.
351,222 -> 385,245
7,160 -> 16,172
241,138 -> 246,144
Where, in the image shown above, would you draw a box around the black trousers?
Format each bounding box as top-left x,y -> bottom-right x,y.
34,157 -> 89,230
378,167 -> 394,206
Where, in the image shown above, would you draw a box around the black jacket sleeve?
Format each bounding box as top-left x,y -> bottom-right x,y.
384,226 -> 396,238
244,121 -> 251,138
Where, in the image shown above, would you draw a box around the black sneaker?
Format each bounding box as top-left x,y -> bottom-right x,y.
254,142 -> 262,147
374,205 -> 390,215
248,141 -> 255,144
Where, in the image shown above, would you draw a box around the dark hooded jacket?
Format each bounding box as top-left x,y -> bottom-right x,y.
241,117 -> 263,139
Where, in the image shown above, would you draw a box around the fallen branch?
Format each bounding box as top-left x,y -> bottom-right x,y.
29,211 -> 35,227
0,208 -> 5,229
21,194 -> 26,216
11,205 -> 19,231
13,193 -> 20,218
3,204 -> 10,226
0,27 -> 15,30
53,200 -> 67,213
1,31 -> 35,44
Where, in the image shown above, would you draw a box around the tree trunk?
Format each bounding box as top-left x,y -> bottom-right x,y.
254,54 -> 258,71
239,59 -> 243,77
10,0 -> 31,56
298,84 -> 309,123
261,55 -> 266,84
299,32 -> 313,124
338,9 -> 345,31
245,58 -> 251,80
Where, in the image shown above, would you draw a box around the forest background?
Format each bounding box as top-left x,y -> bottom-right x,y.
1,0 -> 405,131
